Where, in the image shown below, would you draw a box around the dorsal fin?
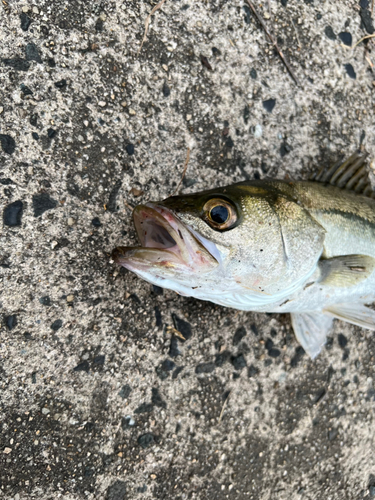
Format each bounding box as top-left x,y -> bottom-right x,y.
310,150 -> 375,199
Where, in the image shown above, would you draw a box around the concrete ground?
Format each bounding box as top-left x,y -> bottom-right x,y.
1,0 -> 375,498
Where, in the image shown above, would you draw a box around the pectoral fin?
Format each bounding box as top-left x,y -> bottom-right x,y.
318,255 -> 375,287
291,312 -> 333,359
324,303 -> 375,330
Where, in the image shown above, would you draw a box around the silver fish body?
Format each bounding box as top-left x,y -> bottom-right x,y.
113,152 -> 375,358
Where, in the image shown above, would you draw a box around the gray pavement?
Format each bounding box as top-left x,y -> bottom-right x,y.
1,1 -> 375,499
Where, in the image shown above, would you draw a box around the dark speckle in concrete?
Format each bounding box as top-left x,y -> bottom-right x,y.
338,333 -> 348,348
263,98 -> 276,112
344,63 -> 356,79
134,402 -> 154,414
73,360 -> 90,372
162,81 -> 170,97
2,58 -> 30,71
233,326 -> 246,345
195,362 -> 216,374
3,200 -> 23,226
32,193 -> 57,217
339,32 -> 352,46
0,134 -> 16,155
55,79 -> 67,90
137,433 -> 155,449
231,354 -> 247,370
360,8 -> 374,34
39,296 -> 51,306
47,128 -> 57,139
105,480 -> 127,500
172,314 -> 192,341
324,26 -> 336,40
20,12 -> 32,31
25,42 -> 42,63
5,314 -> 17,330
51,319 -> 63,331
151,387 -> 167,408
119,384 -> 132,399
92,217 -> 101,227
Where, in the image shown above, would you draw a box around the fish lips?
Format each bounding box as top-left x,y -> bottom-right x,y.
112,203 -> 219,275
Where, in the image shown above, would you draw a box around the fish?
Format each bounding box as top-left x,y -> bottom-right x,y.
112,150 -> 375,359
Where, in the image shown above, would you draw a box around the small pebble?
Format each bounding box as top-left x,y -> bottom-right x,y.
98,101 -> 107,107
125,143 -> 135,155
3,448 -> 12,454
130,187 -> 143,197
128,108 -> 136,115
67,217 -> 75,226
66,295 -> 74,302
253,124 -> 263,138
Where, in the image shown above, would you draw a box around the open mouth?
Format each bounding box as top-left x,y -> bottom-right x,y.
112,203 -> 218,275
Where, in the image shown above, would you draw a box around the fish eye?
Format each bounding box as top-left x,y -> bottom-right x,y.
203,198 -> 238,230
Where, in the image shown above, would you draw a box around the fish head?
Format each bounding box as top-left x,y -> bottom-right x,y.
112,182 -> 325,298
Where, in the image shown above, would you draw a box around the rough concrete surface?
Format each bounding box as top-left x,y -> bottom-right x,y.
1,0 -> 375,498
